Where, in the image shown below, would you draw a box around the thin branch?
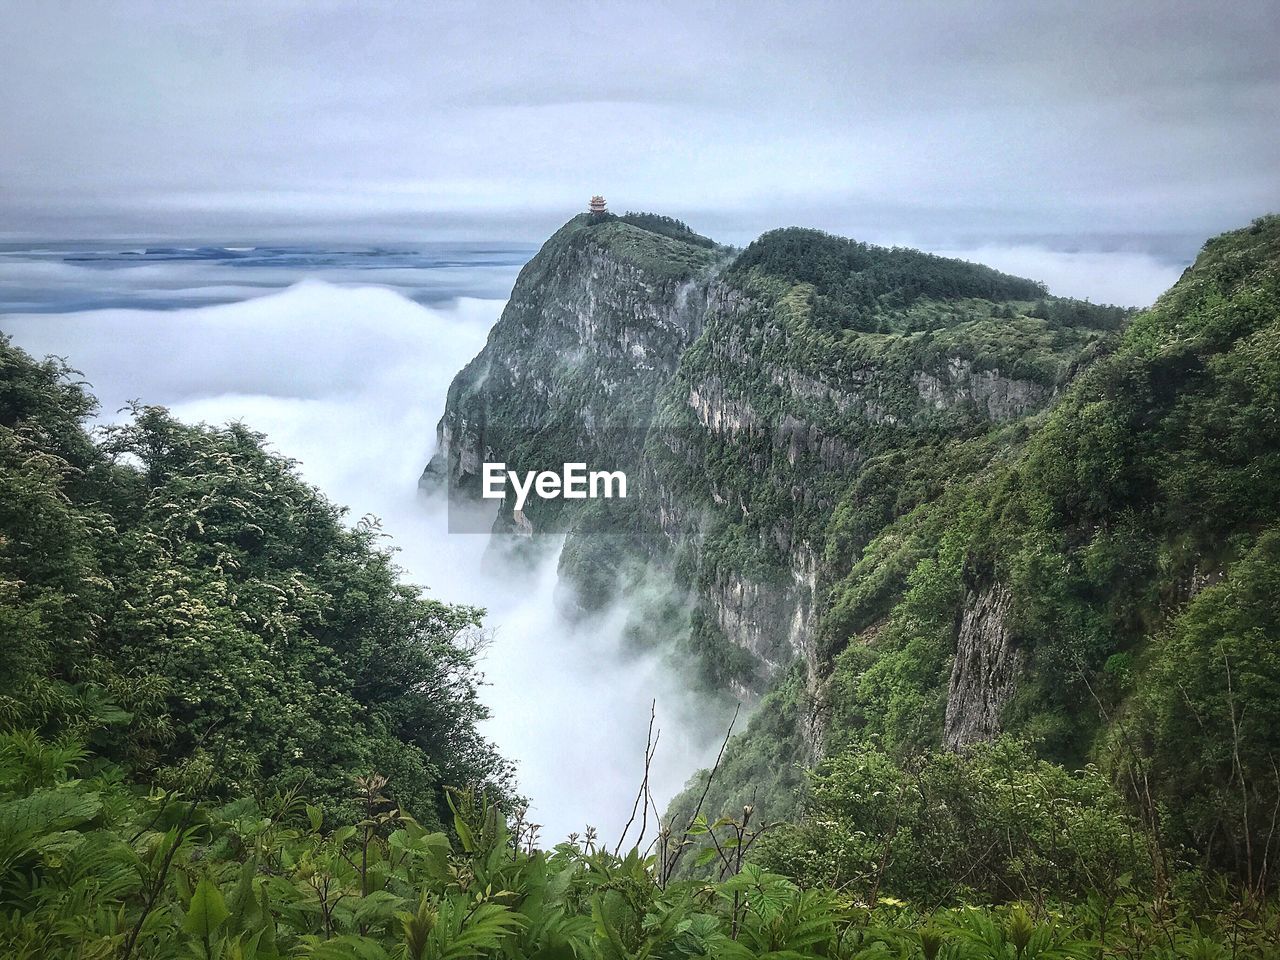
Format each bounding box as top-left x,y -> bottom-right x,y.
615,700 -> 659,856
661,703 -> 740,885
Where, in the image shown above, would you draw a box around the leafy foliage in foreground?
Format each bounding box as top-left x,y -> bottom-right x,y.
0,337 -> 511,827
3,729 -> 1277,960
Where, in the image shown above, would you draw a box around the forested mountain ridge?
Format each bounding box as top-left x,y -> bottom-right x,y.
681,213 -> 1280,882
427,212 -> 1128,709
430,210 -> 1280,885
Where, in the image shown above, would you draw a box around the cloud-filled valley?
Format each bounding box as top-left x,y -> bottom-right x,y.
1,255 -> 732,843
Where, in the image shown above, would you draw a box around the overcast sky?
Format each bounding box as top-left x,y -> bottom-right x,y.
3,0 -> 1277,254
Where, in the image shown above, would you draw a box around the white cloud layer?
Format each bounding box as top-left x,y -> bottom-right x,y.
3,281 -> 724,842
934,245 -> 1185,307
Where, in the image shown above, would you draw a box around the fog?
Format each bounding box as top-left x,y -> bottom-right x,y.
2,271 -> 724,843
928,245 -> 1184,307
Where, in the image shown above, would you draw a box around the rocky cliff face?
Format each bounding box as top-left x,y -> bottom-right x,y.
942,583 -> 1024,750
638,245 -> 1093,707
913,359 -> 1051,421
426,212 -> 1112,747
423,215 -> 716,504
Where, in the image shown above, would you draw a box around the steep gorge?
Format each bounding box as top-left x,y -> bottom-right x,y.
423,211 -> 1125,778
426,210 -> 1280,866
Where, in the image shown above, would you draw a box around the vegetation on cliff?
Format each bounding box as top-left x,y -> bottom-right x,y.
426,209 -> 1280,902
648,226 -> 1118,696
676,215 -> 1280,891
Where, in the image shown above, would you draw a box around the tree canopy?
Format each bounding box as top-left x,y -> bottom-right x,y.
0,336 -> 512,829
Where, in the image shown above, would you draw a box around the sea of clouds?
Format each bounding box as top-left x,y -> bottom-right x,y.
1,260 -> 722,844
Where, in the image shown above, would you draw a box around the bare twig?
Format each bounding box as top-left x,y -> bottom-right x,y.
615,701 -> 660,856
660,703 -> 740,886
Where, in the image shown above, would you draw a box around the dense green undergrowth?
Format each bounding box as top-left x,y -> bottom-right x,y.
4,728 -> 1278,960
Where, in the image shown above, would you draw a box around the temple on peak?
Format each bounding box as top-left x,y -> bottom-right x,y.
588,195 -> 607,214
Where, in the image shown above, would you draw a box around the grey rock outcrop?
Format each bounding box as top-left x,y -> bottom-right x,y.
913,357 -> 1050,421
943,583 -> 1023,751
